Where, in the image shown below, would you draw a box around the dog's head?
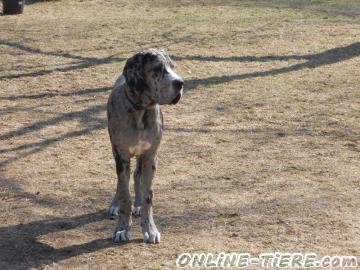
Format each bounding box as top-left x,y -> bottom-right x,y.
123,49 -> 183,107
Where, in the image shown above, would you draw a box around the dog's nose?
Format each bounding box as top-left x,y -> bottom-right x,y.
172,79 -> 184,91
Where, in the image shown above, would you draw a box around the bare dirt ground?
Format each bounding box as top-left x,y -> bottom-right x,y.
0,0 -> 359,269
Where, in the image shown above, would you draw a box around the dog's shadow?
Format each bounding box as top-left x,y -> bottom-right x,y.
0,210 -> 141,269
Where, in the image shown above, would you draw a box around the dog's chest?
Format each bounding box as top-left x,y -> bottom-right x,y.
126,109 -> 162,156
128,140 -> 152,156
127,128 -> 158,156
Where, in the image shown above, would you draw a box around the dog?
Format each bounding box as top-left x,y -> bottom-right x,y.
107,49 -> 183,243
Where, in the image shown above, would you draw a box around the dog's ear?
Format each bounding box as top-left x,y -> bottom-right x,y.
122,52 -> 148,94
159,48 -> 174,68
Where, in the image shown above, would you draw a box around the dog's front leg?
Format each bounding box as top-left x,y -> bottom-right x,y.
132,156 -> 142,217
112,149 -> 132,242
140,154 -> 160,243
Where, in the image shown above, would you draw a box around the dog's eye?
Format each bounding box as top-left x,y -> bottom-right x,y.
152,65 -> 163,73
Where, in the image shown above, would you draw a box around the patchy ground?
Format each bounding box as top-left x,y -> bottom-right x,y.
0,0 -> 359,269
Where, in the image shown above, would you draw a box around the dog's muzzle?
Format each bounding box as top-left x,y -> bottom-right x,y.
172,79 -> 184,91
170,79 -> 183,105
171,92 -> 182,105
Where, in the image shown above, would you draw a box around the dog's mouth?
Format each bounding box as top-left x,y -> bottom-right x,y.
170,93 -> 182,105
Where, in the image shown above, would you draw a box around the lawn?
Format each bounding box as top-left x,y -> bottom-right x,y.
0,0 -> 359,269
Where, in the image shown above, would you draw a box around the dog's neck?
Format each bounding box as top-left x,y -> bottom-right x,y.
124,87 -> 146,110
123,85 -> 157,130
124,84 -> 156,112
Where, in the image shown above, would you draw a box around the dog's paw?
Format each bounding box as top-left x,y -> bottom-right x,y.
132,206 -> 141,217
141,217 -> 160,244
113,229 -> 132,243
143,231 -> 161,244
108,205 -> 119,219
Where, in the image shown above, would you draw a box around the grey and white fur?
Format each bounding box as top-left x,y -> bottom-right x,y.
107,49 -> 183,244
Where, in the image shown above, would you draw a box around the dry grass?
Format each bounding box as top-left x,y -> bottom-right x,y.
0,0 -> 359,269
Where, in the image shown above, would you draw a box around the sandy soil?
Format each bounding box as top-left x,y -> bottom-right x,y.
0,0 -> 359,269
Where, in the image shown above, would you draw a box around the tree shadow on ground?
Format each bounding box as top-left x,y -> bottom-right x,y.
0,38 -> 125,80
0,103 -> 107,167
250,0 -> 360,17
0,86 -> 112,101
172,53 -> 311,63
1,42 -> 359,167
184,42 -> 360,91
0,188 -> 327,270
0,177 -> 61,207
24,0 -> 60,5
0,210 -> 118,270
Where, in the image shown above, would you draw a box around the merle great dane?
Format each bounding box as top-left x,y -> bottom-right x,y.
107,49 -> 183,243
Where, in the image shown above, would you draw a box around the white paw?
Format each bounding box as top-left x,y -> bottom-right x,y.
108,205 -> 119,218
132,206 -> 141,217
113,229 -> 132,242
143,231 -> 161,244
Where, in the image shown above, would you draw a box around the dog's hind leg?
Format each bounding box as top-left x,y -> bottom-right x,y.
132,156 -> 142,217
